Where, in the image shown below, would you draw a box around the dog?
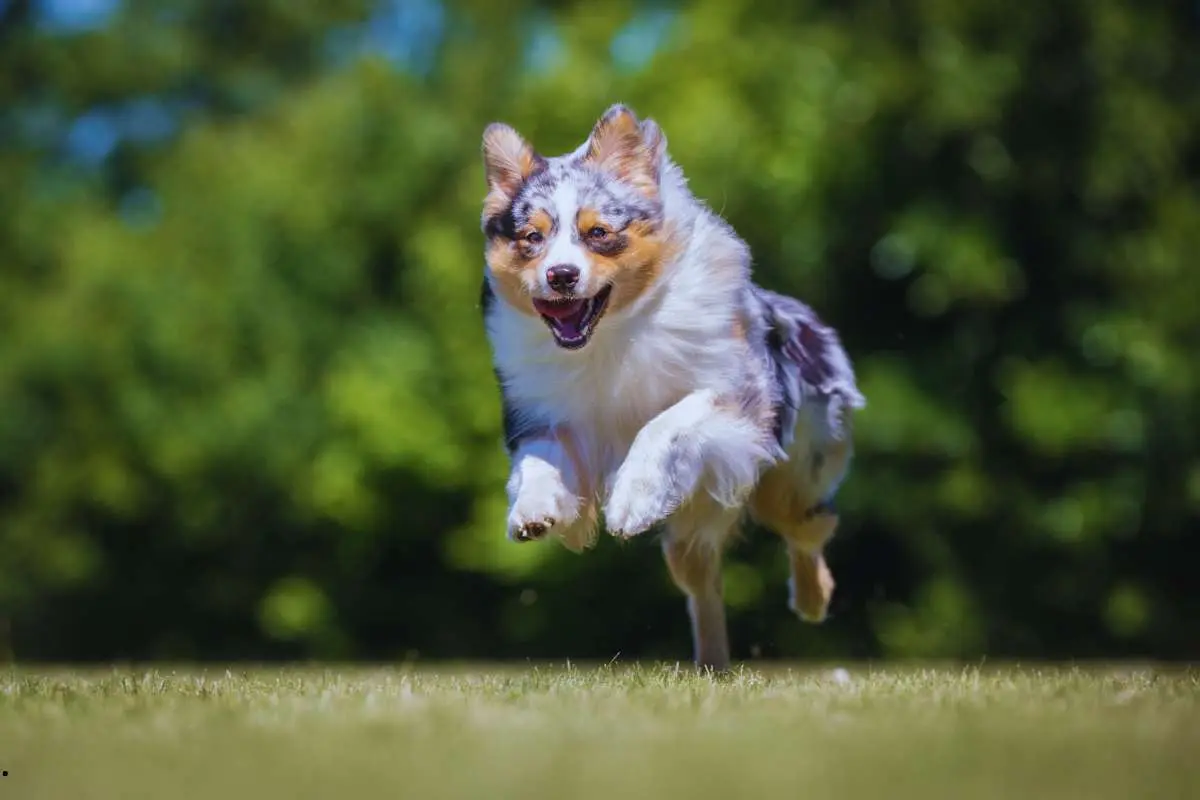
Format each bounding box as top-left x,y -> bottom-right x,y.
477,103 -> 865,670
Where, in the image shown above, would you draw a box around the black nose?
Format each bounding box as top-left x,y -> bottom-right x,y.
546,264 -> 580,293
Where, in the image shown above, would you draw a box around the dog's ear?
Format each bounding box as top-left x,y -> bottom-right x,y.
482,123 -> 545,217
639,117 -> 668,166
583,104 -> 660,198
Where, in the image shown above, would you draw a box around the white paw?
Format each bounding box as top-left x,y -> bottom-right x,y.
604,457 -> 680,539
507,477 -> 580,543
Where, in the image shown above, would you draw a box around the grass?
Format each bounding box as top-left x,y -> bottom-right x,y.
1,663 -> 1196,799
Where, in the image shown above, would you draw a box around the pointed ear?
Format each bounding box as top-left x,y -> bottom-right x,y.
582,104 -> 660,198
481,123 -> 545,216
640,117 -> 667,167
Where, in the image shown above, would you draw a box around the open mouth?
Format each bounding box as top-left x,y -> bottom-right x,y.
532,285 -> 613,350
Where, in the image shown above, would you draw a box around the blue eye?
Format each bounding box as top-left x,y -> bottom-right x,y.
587,226 -> 608,239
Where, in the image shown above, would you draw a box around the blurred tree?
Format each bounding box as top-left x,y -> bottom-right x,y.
1,0 -> 1197,662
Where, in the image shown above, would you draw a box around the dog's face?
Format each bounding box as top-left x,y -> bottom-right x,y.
481,105 -> 672,350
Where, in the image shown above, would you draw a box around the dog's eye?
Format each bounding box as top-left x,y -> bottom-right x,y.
524,231 -> 544,245
587,226 -> 608,239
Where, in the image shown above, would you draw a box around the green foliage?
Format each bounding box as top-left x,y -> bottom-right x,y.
0,0 -> 1197,661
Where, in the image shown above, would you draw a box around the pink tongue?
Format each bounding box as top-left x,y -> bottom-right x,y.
533,299 -> 587,339
555,314 -> 584,338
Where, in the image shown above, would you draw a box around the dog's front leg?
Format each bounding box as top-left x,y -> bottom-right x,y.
506,433 -> 582,543
605,389 -> 775,538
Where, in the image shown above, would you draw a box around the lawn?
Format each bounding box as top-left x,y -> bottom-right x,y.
1,663 -> 1196,799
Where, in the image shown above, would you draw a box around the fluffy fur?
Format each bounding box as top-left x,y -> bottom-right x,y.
478,104 -> 866,670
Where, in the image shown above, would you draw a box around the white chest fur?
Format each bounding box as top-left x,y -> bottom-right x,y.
492,294 -> 741,489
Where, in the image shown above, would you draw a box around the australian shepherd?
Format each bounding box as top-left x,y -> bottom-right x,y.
478,104 -> 865,670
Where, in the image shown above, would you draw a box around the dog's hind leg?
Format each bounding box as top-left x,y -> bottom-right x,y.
661,497 -> 741,671
749,425 -> 851,624
779,506 -> 839,623
751,284 -> 864,622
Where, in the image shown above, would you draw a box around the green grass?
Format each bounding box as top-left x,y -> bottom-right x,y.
2,663 -> 1196,799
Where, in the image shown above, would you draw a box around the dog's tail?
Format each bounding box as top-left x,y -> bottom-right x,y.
753,287 -> 865,448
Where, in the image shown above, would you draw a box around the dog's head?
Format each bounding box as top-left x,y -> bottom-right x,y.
480,104 -> 672,350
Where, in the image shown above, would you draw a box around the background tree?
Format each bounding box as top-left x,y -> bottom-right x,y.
1,0 -> 1197,662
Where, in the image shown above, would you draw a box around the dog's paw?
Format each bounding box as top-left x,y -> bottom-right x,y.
790,551 -> 835,623
604,462 -> 679,539
509,517 -> 554,542
507,484 -> 580,543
